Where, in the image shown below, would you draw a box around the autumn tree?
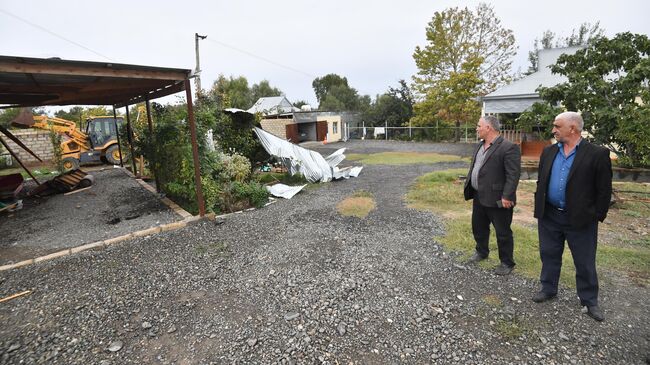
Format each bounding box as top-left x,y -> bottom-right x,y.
411,3 -> 516,140
413,3 -> 516,96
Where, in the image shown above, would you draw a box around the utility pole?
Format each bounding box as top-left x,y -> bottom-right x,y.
194,33 -> 207,94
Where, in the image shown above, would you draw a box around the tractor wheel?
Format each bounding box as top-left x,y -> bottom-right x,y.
105,145 -> 123,165
62,157 -> 80,171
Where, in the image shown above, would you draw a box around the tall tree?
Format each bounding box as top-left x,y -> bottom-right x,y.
412,3 -> 517,96
527,32 -> 650,167
411,57 -> 483,141
250,80 -> 283,104
363,80 -> 414,127
527,22 -> 605,74
312,73 -> 368,111
210,75 -> 252,109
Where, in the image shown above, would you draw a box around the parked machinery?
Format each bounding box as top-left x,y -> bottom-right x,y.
12,114 -> 125,170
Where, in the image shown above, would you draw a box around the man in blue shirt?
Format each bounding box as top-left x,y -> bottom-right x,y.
532,112 -> 612,322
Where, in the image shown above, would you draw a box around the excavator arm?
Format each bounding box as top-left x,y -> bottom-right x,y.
13,115 -> 91,154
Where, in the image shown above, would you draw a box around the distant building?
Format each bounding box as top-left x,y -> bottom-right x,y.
482,46 -> 582,115
249,97 -> 360,143
247,96 -> 299,115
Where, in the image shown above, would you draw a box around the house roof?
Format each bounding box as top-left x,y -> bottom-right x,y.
484,46 -> 582,100
0,55 -> 192,108
247,96 -> 298,115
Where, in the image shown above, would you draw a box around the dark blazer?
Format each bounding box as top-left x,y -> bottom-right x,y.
464,135 -> 521,207
534,140 -> 612,228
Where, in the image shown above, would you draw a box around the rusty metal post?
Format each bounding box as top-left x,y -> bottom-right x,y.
124,105 -> 138,175
184,79 -> 206,216
145,99 -> 160,192
0,136 -> 40,184
112,106 -> 124,167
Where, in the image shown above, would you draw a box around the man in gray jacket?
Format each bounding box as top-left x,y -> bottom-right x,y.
463,115 -> 521,275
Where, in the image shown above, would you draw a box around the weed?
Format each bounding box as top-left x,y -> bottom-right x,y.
495,316 -> 528,340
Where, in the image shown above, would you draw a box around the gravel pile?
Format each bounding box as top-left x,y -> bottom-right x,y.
0,168 -> 181,264
1,141 -> 649,364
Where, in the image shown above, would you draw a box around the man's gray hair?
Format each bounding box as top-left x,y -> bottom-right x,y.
556,111 -> 584,131
483,115 -> 501,132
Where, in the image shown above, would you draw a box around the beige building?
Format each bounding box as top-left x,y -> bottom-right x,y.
250,97 -> 360,143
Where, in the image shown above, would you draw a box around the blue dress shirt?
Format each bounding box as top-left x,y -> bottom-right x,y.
547,140 -> 581,209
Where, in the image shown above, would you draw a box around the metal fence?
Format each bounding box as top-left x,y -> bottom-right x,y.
345,124 -> 478,143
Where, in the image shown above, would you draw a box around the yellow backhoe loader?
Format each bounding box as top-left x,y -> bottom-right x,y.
12,113 -> 126,171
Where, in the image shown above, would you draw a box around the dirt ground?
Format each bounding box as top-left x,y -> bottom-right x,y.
0,167 -> 182,265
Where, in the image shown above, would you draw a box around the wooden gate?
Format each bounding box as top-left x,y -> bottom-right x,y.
285,124 -> 299,143
316,121 -> 328,141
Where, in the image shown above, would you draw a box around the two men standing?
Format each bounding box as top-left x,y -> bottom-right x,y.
464,112 -> 612,321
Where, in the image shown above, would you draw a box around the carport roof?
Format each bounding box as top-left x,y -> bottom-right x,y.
0,55 -> 192,108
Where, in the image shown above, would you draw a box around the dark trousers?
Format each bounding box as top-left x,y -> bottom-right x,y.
471,198 -> 515,267
538,205 -> 599,306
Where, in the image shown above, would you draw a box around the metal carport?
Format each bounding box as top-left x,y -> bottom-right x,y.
0,55 -> 206,215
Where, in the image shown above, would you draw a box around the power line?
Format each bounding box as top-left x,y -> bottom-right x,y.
205,38 -> 316,80
0,8 -> 114,61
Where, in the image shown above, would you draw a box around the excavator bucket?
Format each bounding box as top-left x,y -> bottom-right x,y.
10,108 -> 35,128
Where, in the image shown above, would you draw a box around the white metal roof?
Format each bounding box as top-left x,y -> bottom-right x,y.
484,46 -> 582,99
247,96 -> 299,115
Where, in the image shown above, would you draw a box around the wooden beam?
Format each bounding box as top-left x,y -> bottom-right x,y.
184,79 -> 205,216
0,61 -> 188,81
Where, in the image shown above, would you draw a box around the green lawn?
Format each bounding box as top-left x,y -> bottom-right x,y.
407,169 -> 650,287
347,152 -> 467,165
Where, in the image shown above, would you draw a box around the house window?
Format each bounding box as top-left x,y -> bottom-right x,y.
333,122 -> 338,134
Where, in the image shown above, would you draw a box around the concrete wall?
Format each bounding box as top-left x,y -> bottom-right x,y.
260,119 -> 295,139
1,129 -> 54,164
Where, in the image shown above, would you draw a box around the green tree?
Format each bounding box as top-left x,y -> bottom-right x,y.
529,33 -> 650,167
412,3 -> 516,96
250,80 -> 282,104
0,108 -> 21,127
527,22 -> 605,74
312,74 -> 368,111
363,80 -> 414,127
210,75 -> 252,109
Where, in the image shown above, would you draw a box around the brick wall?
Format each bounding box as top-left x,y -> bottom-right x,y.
260,119 -> 295,139
1,129 -> 54,164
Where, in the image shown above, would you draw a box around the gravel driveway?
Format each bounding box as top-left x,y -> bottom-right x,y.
1,141 -> 648,364
0,168 -> 181,265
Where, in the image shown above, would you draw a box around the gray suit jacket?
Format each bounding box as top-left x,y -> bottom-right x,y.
463,135 -> 521,207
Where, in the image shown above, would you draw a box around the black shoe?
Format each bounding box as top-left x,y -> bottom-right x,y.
586,306 -> 605,322
532,291 -> 557,303
494,263 -> 514,275
467,252 -> 487,264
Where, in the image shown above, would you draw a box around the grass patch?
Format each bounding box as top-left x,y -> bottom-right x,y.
408,169 -> 650,288
495,317 -> 528,340
482,294 -> 503,307
406,168 -> 470,214
346,152 -> 467,165
195,242 -> 230,257
337,190 -> 376,218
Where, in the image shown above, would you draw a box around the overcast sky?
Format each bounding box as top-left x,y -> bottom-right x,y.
1,0 -> 649,109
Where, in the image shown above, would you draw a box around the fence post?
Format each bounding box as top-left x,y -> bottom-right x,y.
465,123 -> 468,142
385,121 -> 388,141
